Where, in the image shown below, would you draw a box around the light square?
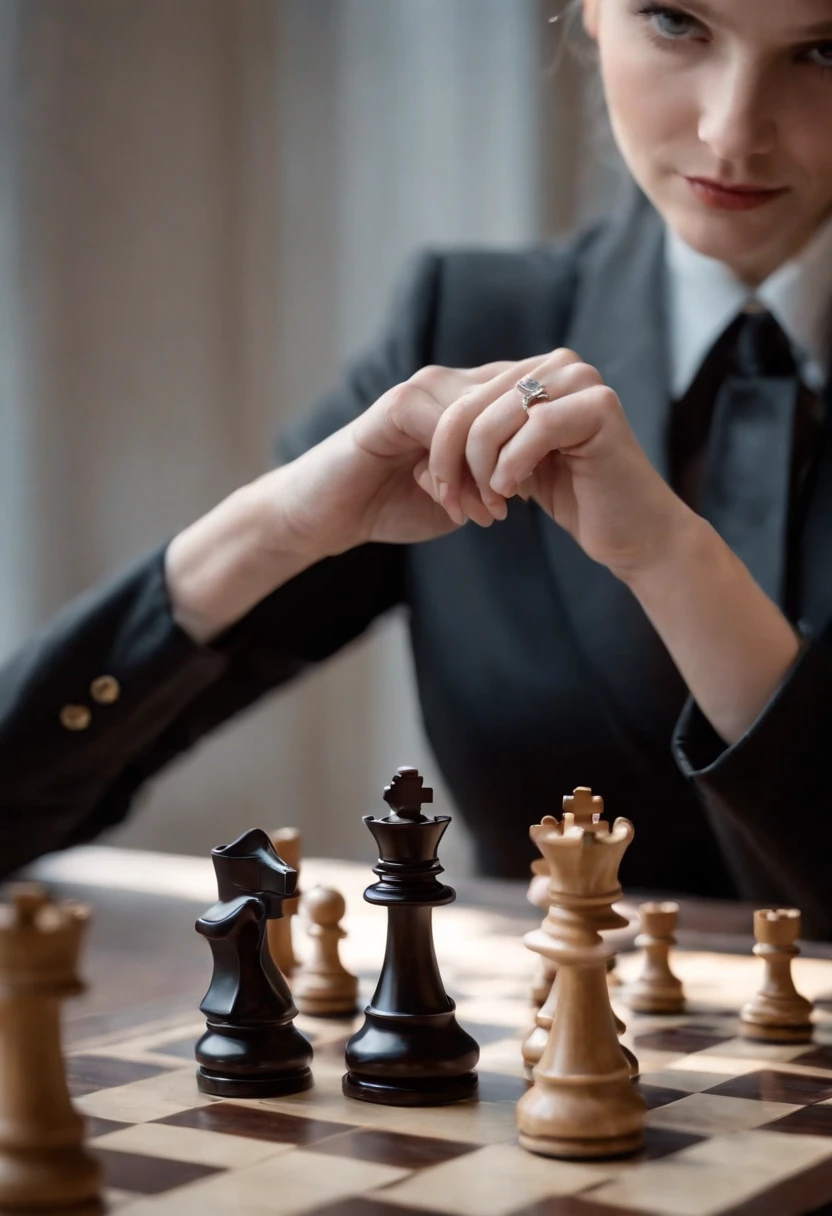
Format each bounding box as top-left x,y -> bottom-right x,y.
114,1147 -> 408,1216
647,1092 -> 800,1134
90,1121 -> 292,1168
379,1142 -> 601,1216
75,1068 -> 211,1123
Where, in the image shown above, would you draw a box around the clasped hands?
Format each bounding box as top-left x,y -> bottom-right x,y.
280,347 -> 697,584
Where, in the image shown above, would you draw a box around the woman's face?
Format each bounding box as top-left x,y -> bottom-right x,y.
583,0 -> 832,284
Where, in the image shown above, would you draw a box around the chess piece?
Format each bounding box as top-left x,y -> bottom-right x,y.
195,828 -> 313,1096
528,858 -> 557,1009
293,886 -> 359,1016
0,884 -> 102,1210
343,766 -> 479,1105
625,901 -> 685,1014
516,788 -> 646,1159
522,849 -> 638,1082
267,827 -> 301,979
740,908 -> 813,1043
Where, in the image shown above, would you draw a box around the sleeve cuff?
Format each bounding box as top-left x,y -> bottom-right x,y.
0,542 -> 228,779
672,632 -> 830,788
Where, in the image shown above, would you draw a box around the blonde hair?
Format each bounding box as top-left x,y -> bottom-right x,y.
547,0 -> 625,184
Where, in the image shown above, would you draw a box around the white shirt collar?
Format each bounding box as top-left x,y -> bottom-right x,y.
666,211 -> 832,399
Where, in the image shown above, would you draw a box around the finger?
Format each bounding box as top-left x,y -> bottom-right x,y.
465,359 -> 596,512
489,384 -> 625,498
371,362 -> 518,466
429,350 -> 582,523
413,460 -> 494,527
459,468 -> 496,528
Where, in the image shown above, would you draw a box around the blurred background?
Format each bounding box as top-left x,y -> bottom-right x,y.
0,0 -> 626,871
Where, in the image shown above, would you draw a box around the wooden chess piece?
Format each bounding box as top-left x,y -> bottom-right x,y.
740,908 -> 813,1043
527,858 -> 557,1009
293,886 -> 359,1017
516,787 -> 646,1159
267,827 -> 301,979
195,828 -> 313,1096
343,766 -> 479,1106
0,884 -> 103,1210
624,901 -> 685,1014
523,932 -> 638,1082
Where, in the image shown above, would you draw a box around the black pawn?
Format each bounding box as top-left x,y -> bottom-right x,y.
343,767 -> 479,1106
195,828 -> 313,1097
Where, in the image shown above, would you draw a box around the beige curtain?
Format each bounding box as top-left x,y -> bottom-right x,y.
1,0 -> 622,867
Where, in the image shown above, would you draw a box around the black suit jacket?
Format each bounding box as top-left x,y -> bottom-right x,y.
2,187 -> 832,932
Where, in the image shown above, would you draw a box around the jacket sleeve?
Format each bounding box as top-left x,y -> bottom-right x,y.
0,251 -> 444,876
672,625 -> 832,938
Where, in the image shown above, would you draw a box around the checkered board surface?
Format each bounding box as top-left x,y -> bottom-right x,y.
69,947 -> 832,1216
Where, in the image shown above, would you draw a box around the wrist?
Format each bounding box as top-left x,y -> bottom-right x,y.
165,474 -> 317,645
611,499 -> 708,592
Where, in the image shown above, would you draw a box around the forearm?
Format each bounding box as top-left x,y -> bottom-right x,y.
623,512 -> 801,745
165,469 -> 318,645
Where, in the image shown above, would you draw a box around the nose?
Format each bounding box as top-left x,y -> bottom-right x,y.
697,57 -> 777,162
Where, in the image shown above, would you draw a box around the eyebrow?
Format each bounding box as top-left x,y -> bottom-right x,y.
678,0 -> 832,40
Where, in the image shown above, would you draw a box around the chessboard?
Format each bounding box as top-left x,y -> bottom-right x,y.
67,940 -> 832,1216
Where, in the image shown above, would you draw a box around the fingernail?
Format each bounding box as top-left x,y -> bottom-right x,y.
491,476 -> 515,499
439,483 -> 465,527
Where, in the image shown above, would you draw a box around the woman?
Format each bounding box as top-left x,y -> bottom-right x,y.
2,0 -> 832,931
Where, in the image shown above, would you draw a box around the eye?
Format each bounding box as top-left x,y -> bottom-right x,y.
805,42 -> 832,71
638,4 -> 705,41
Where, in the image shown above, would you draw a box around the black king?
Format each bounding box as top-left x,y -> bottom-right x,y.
343,766 -> 479,1105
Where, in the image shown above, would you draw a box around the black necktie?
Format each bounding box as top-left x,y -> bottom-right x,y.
699,308 -> 803,607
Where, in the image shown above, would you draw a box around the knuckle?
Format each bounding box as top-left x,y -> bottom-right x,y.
587,384 -> 621,416
409,363 -> 445,391
467,411 -> 493,445
550,346 -> 583,367
556,362 -> 603,394
383,382 -> 414,416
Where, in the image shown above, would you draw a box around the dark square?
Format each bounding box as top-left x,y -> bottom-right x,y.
85,1116 -> 131,1139
152,1035 -> 199,1061
463,1021 -> 525,1047
506,1196 -> 636,1216
640,1126 -> 707,1161
793,1046 -> 832,1072
632,1026 -> 732,1052
92,1148 -> 223,1195
156,1104 -> 352,1145
304,1127 -> 478,1170
763,1105 -> 832,1136
304,1201 -> 459,1216
476,1071 -> 531,1103
636,1083 -> 691,1111
67,1056 -> 173,1097
707,1069 -> 832,1104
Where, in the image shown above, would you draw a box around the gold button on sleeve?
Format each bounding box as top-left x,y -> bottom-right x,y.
60,705 -> 92,732
90,675 -> 121,705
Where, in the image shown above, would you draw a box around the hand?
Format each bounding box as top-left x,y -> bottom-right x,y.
424,347 -> 694,580
274,355 -> 551,559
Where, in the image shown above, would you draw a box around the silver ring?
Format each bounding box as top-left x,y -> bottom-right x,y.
516,375 -> 549,415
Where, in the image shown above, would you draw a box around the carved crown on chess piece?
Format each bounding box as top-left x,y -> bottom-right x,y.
516,788 -> 646,1160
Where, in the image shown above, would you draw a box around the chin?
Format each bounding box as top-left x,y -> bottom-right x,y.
655,190 -> 786,274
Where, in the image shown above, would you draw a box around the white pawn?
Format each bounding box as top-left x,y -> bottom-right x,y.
293,887 -> 359,1017
740,909 -> 813,1043
625,901 -> 685,1014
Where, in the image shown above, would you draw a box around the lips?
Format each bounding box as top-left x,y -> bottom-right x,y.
684,176 -> 788,212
